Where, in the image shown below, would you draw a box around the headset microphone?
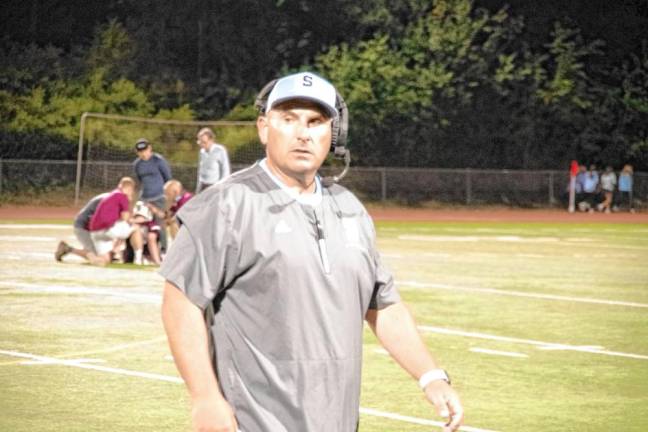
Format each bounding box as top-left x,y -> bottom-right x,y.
321,146 -> 351,187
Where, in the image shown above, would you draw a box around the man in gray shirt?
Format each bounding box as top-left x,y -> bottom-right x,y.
161,72 -> 463,432
55,192 -> 107,262
196,127 -> 231,193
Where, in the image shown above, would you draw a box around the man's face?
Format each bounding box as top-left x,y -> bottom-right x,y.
196,133 -> 212,150
257,99 -> 332,185
137,146 -> 153,161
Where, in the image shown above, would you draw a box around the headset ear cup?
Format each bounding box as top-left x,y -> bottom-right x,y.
331,116 -> 340,150
334,92 -> 349,152
255,79 -> 279,113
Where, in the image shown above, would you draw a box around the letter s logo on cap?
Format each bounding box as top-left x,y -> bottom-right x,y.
303,75 -> 313,87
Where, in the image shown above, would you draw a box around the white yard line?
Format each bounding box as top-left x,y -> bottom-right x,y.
398,280 -> 648,309
0,281 -> 161,304
0,224 -> 70,230
0,349 -> 183,383
0,348 -> 498,432
359,407 -> 498,432
0,235 -> 58,242
469,348 -> 528,358
419,326 -> 648,361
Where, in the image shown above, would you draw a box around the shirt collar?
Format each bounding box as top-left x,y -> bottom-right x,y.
259,158 -> 322,206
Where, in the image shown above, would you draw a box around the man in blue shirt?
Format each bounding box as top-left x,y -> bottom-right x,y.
133,138 -> 172,251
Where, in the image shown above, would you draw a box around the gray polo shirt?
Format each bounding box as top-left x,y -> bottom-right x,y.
160,161 -> 400,431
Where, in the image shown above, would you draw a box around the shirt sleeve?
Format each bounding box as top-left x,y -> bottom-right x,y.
363,211 -> 400,310
158,156 -> 172,182
159,188 -> 238,309
133,160 -> 141,182
118,193 -> 129,214
221,146 -> 231,178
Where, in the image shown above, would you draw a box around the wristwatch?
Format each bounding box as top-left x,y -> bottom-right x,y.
418,369 -> 451,390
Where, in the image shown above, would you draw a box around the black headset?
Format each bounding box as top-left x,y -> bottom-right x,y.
254,77 -> 349,159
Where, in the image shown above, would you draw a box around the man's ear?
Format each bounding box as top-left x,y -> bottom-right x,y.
257,116 -> 268,146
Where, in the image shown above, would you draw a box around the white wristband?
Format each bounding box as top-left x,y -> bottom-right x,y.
418,369 -> 450,390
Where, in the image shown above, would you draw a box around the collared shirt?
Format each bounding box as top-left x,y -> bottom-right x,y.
197,142 -> 230,190
160,162 -> 399,431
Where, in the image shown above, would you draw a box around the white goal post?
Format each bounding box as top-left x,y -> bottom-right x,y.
75,112 -> 258,205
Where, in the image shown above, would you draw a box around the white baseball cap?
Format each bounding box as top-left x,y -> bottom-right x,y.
265,72 -> 338,118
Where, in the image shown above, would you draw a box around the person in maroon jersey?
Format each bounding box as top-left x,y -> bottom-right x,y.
163,179 -> 194,239
86,177 -> 136,266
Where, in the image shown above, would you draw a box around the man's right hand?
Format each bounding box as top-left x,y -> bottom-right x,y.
191,395 -> 238,432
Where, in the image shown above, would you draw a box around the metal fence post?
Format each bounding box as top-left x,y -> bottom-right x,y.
381,168 -> 387,202
465,168 -> 472,204
103,162 -> 109,188
548,171 -> 555,205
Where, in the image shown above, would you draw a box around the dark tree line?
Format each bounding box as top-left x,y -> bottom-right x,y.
1,0 -> 647,170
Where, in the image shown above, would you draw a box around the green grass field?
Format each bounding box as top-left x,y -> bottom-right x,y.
1,219 -> 647,431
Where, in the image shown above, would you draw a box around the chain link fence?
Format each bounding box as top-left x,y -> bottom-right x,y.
1,158 -> 646,209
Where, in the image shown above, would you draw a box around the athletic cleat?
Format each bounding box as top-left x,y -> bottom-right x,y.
55,241 -> 71,262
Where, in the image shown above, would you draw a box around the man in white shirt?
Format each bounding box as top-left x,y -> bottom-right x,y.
196,127 -> 231,193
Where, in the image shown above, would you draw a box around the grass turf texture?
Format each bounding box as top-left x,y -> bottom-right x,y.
1,220 -> 647,431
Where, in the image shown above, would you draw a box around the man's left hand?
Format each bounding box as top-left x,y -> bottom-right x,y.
424,380 -> 464,432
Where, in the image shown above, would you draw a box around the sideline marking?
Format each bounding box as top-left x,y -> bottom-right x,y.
398,280 -> 648,309
469,348 -> 528,358
419,326 -> 648,361
0,349 -> 497,432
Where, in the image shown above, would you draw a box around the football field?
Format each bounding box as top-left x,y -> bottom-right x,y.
1,218 -> 647,431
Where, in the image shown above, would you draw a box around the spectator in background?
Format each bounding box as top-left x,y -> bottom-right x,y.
615,164 -> 635,213
55,192 -> 108,262
196,127 -> 230,193
580,164 -> 600,212
575,164 -> 587,204
86,177 -> 137,266
598,165 -> 617,213
134,138 -> 172,252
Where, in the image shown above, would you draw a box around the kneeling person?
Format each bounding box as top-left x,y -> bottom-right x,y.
87,177 -> 136,266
